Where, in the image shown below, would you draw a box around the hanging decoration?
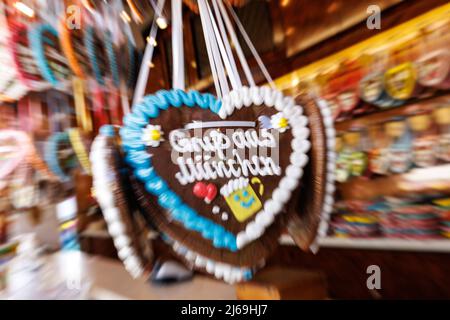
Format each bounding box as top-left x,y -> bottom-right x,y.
89,0 -> 335,283
90,125 -> 152,278
28,23 -> 71,88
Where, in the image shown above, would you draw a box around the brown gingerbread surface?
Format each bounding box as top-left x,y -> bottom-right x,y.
287,95 -> 327,250
129,100 -> 323,267
149,105 -> 292,233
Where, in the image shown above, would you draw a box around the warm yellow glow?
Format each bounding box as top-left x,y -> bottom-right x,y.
286,26 -> 295,36
147,36 -> 157,46
327,2 -> 340,14
148,61 -> 155,68
280,0 -> 290,7
273,2 -> 450,89
156,16 -> 168,30
13,2 -> 35,18
120,11 -> 131,24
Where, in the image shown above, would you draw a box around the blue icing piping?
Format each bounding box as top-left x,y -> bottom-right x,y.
44,132 -> 72,182
136,102 -> 160,119
160,233 -> 251,280
123,113 -> 147,128
158,191 -> 182,210
120,89 -> 238,252
84,26 -> 105,86
125,151 -> 151,168
104,31 -> 120,87
154,91 -> 170,109
119,127 -> 142,140
145,177 -> 169,195
213,237 -> 225,249
201,227 -> 215,241
210,100 -> 222,114
135,167 -> 156,181
185,218 -> 199,230
100,125 -> 115,137
193,91 -> 207,108
165,90 -> 183,107
29,23 -> 60,87
121,140 -> 146,152
178,90 -> 195,107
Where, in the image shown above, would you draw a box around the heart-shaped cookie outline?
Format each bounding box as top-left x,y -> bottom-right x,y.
287,96 -> 337,251
45,132 -> 80,182
129,173 -> 262,282
120,86 -> 310,252
90,125 -> 148,278
28,23 -> 68,88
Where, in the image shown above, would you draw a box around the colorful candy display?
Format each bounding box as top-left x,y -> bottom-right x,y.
329,199 -> 450,240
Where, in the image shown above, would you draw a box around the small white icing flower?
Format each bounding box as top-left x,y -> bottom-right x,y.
270,112 -> 289,132
142,124 -> 164,147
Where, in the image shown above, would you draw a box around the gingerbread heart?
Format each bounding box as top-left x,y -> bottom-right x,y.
120,86 -> 311,281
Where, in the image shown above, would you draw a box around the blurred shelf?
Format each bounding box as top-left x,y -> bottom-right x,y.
337,164 -> 450,201
280,235 -> 450,253
335,93 -> 450,132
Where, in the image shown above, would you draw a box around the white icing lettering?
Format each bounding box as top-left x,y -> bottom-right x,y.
174,150 -> 282,184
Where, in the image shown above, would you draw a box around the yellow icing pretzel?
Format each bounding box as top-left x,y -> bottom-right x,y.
68,128 -> 91,175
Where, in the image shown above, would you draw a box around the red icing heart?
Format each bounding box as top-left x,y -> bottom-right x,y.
205,183 -> 217,204
193,182 -> 208,198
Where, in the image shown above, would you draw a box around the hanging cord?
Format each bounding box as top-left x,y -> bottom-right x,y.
215,0 -> 254,87
224,0 -> 275,89
197,0 -> 222,97
149,0 -> 169,18
171,0 -> 185,90
210,0 -> 244,88
132,0 -> 166,105
113,0 -> 134,115
205,0 -> 241,91
198,0 -> 229,97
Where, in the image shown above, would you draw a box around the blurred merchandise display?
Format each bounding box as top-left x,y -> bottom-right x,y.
433,198 -> 450,238
276,4 -> 450,121
330,201 -> 380,238
334,105 -> 450,183
329,198 -> 450,240
56,197 -> 79,251
367,122 -> 389,175
435,105 -> 450,162
334,128 -> 368,183
274,5 -> 450,249
408,111 -> 438,168
382,116 -> 412,174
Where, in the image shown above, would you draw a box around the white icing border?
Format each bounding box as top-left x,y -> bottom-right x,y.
90,134 -> 146,279
310,98 -> 336,252
219,86 -> 311,249
168,237 -> 263,284
220,177 -> 249,197
185,121 -> 255,129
